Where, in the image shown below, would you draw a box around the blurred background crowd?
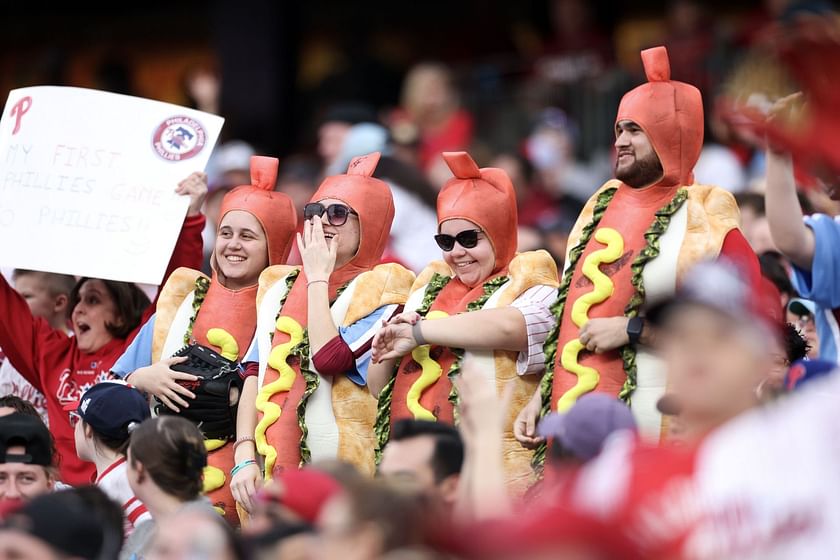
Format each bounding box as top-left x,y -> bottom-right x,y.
6,0 -> 832,273
3,1 -> 840,559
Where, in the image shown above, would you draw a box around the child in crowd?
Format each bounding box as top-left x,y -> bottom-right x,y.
0,269 -> 76,425
69,381 -> 152,538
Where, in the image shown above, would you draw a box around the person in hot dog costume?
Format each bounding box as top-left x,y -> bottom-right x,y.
514,46 -> 761,455
236,152 -> 414,506
111,156 -> 297,526
372,151 -> 559,495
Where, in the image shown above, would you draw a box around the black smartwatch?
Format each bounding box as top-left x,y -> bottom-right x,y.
627,317 -> 644,345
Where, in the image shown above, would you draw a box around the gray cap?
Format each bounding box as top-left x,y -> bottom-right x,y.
538,393 -> 637,461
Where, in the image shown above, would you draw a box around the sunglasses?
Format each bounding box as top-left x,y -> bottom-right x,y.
434,229 -> 483,251
303,203 -> 357,226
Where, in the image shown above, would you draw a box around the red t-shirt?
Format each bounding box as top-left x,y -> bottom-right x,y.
0,215 -> 204,485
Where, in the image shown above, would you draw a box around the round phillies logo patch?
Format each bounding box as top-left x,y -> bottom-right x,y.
152,116 -> 207,161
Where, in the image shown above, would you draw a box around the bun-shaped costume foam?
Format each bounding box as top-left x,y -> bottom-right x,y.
616,46 -> 704,187
308,152 -> 395,296
218,156 -> 298,267
436,151 -> 518,275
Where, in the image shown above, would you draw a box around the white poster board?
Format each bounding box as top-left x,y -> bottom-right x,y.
0,86 -> 224,284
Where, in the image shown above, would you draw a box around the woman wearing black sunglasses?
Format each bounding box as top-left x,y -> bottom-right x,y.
237,152 -> 414,504
372,151 -> 559,495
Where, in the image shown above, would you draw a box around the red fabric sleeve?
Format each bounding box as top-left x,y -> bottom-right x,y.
241,361 -> 259,380
311,335 -> 355,376
0,274 -> 69,391
718,229 -> 762,292
125,214 -> 206,346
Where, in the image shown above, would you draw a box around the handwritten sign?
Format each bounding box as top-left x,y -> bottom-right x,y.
0,86 -> 224,284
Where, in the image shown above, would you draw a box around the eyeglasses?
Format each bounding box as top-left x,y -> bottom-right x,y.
434,229 -> 483,251
303,203 -> 357,226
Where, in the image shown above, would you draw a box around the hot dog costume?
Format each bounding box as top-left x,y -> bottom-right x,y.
112,156 -> 297,525
538,46 -> 760,447
249,152 -> 414,477
376,152 -> 559,494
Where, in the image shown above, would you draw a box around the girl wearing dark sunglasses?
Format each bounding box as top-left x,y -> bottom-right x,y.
237,152 -> 414,497
371,151 -> 559,495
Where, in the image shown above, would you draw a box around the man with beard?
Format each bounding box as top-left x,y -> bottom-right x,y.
515,46 -> 761,448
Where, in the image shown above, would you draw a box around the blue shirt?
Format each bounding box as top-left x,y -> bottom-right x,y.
791,214 -> 840,363
111,315 -> 157,379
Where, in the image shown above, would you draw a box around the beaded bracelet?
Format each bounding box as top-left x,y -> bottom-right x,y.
232,436 -> 255,453
230,459 -> 257,477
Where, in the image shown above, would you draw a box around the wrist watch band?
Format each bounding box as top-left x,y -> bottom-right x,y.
627,317 -> 644,345
412,321 -> 427,346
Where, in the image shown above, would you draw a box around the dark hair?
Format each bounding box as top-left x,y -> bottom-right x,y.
341,479 -> 432,553
374,155 -> 438,209
12,269 -> 77,297
128,416 -> 206,502
759,251 -> 795,298
69,278 -> 151,339
389,420 -> 464,482
735,192 -> 765,216
0,395 -> 42,418
783,322 -> 811,363
82,420 -> 130,456
72,485 -> 125,560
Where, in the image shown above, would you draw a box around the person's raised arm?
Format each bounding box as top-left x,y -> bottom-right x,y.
0,273 -> 66,391
454,360 -> 513,522
763,93 -> 815,270
765,149 -> 815,270
153,173 -> 208,307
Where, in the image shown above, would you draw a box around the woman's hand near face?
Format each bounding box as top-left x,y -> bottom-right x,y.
297,217 -> 338,283
176,172 -> 209,217
126,357 -> 198,412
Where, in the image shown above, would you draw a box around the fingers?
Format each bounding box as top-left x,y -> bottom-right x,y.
165,387 -> 192,409
167,356 -> 189,365
296,232 -> 304,254
158,394 -> 181,413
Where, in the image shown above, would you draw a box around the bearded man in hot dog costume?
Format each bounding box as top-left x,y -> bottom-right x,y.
515,46 -> 761,453
372,151 -> 559,495
237,152 -> 414,498
112,156 -> 297,525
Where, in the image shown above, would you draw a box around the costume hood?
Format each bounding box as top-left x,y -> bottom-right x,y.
436,151 -> 518,273
616,46 -> 704,187
310,151 -> 395,292
218,156 -> 297,266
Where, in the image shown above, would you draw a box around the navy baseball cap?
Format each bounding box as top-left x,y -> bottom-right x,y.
63,381 -> 150,440
537,393 -> 637,461
0,413 -> 52,466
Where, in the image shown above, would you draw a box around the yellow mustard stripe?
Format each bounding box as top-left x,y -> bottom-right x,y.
202,439 -> 227,497
206,328 -> 240,361
557,227 -> 624,411
406,310 -> 449,421
255,316 -> 304,481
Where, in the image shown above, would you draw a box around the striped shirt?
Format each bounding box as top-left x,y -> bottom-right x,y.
96,457 -> 151,538
509,284 -> 559,376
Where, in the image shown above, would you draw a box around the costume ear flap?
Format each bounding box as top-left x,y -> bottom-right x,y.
250,156 -> 280,191
641,46 -> 671,83
347,151 -> 381,176
443,151 -> 481,179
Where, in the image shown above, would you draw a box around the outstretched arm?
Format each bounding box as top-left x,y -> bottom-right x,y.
765,149 -> 815,270
0,274 -> 68,391
372,307 -> 528,362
